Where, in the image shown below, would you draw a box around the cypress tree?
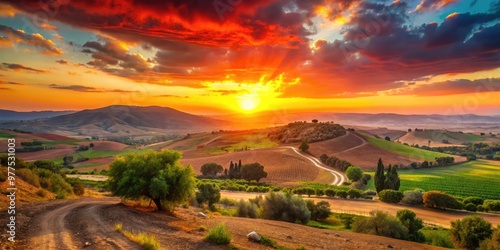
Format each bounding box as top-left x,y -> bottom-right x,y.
375,158 -> 386,194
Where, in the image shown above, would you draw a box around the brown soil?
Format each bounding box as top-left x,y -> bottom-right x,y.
33,133 -> 74,141
182,147 -> 323,184
76,141 -> 128,152
1,197 -> 449,250
15,148 -> 77,162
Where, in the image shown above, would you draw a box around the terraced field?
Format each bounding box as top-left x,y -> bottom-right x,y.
366,160 -> 500,199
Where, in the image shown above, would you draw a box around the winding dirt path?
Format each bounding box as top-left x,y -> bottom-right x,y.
26,197 -> 140,250
282,146 -> 347,186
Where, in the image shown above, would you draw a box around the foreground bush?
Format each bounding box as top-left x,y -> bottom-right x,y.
451,215 -> 492,250
196,183 -> 221,207
306,200 -> 331,221
205,223 -> 231,245
479,225 -> 500,250
423,191 -> 462,210
236,200 -> 258,218
16,168 -> 41,187
115,223 -> 160,250
35,168 -> 73,195
259,191 -> 310,224
397,209 -> 425,242
352,210 -> 408,240
378,189 -> 403,203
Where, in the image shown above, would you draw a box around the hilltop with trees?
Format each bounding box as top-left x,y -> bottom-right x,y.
268,121 -> 346,143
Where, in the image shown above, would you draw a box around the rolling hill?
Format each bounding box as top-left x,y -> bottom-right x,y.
0,105 -> 229,136
0,109 -> 74,121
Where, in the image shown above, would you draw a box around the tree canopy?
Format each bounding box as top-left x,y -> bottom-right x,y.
108,150 -> 195,212
345,166 -> 363,181
299,140 -> 309,152
200,162 -> 223,177
240,162 -> 267,182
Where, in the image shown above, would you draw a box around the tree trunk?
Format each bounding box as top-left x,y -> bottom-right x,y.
152,198 -> 162,211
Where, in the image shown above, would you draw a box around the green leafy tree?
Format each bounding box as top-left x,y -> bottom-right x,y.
374,158 -> 386,194
200,162 -> 223,177
30,160 -> 61,174
423,191 -> 462,210
299,140 -> 309,152
63,155 -> 73,167
385,165 -> 401,191
479,225 -> 500,250
345,166 -> 363,181
196,183 -> 221,207
378,189 -> 404,203
306,200 -> 331,221
240,163 -> 267,182
108,150 -> 195,212
451,215 -> 492,250
396,209 -> 425,242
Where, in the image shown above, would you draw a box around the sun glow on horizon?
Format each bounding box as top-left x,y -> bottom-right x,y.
238,94 -> 260,112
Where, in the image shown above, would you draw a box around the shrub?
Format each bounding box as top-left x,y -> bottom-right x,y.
122,231 -> 160,250
205,223 -> 232,245
364,189 -> 377,196
36,189 -> 46,197
219,198 -> 237,207
477,205 -> 485,212
340,214 -> 355,229
306,200 -> 331,221
422,227 -> 454,248
401,189 -> 424,205
479,225 -> 500,250
67,178 -> 85,196
484,200 -> 500,212
345,166 -> 363,181
236,200 -> 258,218
336,190 -> 348,198
347,189 -> 363,199
396,209 -> 425,242
259,191 -> 310,224
423,191 -> 462,210
315,189 -> 324,197
451,215 -> 492,250
463,197 -> 484,206
378,189 -> 403,203
196,183 -> 221,207
352,210 -> 408,240
16,168 -> 41,187
464,203 -> 477,212
56,192 -> 67,199
324,189 -> 336,197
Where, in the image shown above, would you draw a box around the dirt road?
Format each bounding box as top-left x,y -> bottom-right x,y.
220,191 -> 500,228
14,197 -> 221,250
282,146 -> 347,186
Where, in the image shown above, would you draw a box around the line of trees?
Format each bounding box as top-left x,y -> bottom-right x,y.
200,160 -> 268,182
319,154 -> 352,172
374,158 -> 400,194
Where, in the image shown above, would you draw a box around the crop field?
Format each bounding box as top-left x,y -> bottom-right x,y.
366,160 -> 500,199
0,131 -> 12,139
362,134 -> 460,162
182,147 -> 324,184
202,132 -> 278,155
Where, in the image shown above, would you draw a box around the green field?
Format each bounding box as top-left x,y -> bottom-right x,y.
0,131 -> 13,139
53,148 -> 151,164
203,133 -> 278,155
366,160 -> 500,199
363,134 -> 452,161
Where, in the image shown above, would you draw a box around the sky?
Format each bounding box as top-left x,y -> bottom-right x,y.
0,0 -> 499,115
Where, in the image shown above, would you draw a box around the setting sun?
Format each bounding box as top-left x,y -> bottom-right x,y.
238,94 -> 260,112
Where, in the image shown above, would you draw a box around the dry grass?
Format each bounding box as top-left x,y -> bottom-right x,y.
114,223 -> 160,250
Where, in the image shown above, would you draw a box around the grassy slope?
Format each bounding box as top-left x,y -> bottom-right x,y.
53,147 -> 151,164
203,133 -> 277,155
366,160 -> 500,199
0,131 -> 13,139
362,134 -> 452,161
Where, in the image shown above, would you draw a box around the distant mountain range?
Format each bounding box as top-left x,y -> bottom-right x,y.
0,109 -> 74,121
0,105 -> 228,136
1,105 -> 499,136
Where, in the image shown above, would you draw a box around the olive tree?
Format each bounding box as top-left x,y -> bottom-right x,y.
108,150 -> 195,212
